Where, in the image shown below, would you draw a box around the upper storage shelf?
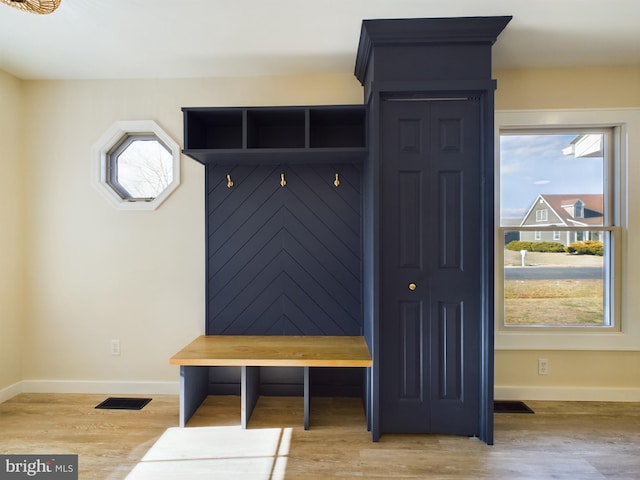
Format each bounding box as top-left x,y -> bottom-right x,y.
182,105 -> 367,165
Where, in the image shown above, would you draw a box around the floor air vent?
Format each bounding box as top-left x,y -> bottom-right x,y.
494,400 -> 534,414
95,397 -> 151,410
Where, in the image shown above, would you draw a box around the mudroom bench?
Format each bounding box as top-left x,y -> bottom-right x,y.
170,335 -> 372,429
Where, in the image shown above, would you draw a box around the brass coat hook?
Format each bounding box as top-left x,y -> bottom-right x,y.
334,173 -> 340,187
226,173 -> 234,188
280,172 -> 287,187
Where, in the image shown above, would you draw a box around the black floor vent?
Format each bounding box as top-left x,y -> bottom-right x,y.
494,400 -> 534,414
95,397 -> 151,410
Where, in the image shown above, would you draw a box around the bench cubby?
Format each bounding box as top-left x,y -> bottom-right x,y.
170,336 -> 372,429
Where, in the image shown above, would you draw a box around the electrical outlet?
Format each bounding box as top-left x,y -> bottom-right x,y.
538,358 -> 549,375
110,339 -> 121,356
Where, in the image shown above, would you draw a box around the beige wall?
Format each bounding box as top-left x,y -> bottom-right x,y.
495,66 -> 640,110
1,65 -> 639,400
494,66 -> 640,400
0,70 -> 25,395
496,350 -> 640,401
17,74 -> 363,391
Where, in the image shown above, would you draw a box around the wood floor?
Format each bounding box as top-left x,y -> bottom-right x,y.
0,393 -> 638,479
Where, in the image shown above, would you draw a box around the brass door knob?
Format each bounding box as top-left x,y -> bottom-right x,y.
408,283 -> 417,291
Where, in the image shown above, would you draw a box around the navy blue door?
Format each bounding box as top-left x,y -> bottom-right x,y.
380,98 -> 482,435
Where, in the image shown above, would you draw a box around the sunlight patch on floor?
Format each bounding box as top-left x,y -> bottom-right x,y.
126,425 -> 292,480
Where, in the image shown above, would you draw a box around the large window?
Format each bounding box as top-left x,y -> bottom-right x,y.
495,109 -> 640,351
499,127 -> 618,330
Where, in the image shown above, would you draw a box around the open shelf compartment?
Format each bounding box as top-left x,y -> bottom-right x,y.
309,106 -> 366,148
182,104 -> 367,164
246,109 -> 306,149
184,108 -> 243,150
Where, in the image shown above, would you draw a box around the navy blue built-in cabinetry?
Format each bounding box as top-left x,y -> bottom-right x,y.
182,105 -> 368,398
183,105 -> 367,165
181,16 -> 510,443
182,105 -> 367,336
204,162 -> 363,336
355,17 -> 510,444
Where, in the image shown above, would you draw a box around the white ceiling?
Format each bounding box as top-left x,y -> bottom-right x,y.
1,0 -> 639,80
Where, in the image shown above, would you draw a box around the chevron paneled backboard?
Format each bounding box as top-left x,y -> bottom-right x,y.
206,163 -> 362,335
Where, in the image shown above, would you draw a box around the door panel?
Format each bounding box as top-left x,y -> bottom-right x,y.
380,97 -> 481,436
437,171 -> 462,269
437,301 -> 463,401
399,301 -> 423,400
398,172 -> 422,268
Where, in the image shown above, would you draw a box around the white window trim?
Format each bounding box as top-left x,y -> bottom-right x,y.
91,120 -> 181,211
495,108 -> 640,351
536,209 -> 548,222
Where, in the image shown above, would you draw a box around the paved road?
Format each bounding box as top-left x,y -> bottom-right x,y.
504,266 -> 602,280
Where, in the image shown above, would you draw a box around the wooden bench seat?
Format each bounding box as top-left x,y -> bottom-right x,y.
170,335 -> 372,429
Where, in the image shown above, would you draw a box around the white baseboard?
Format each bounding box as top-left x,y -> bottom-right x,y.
0,381 -> 23,403
15,380 -> 179,396
4,381 -> 639,403
495,386 -> 640,402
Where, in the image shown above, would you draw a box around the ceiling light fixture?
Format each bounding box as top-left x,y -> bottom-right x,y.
1,0 -> 61,14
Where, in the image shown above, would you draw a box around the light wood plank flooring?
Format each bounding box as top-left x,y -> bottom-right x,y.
0,394 -> 638,479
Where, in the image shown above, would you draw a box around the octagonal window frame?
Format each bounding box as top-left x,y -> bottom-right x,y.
92,120 -> 181,211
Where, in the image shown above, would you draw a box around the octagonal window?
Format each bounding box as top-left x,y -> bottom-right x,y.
108,135 -> 173,200
92,120 -> 180,210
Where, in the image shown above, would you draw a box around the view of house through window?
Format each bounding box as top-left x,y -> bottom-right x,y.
499,129 -> 614,327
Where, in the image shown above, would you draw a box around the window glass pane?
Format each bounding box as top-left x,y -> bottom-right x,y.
500,133 -> 604,226
500,131 -> 610,328
503,231 -> 607,326
115,139 -> 173,199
